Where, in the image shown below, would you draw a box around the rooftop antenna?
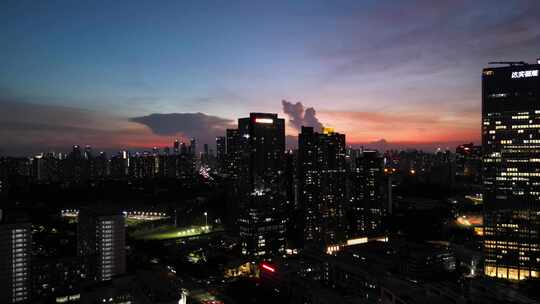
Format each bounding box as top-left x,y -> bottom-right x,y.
488,61 -> 528,66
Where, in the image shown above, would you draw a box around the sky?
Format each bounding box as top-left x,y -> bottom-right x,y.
1,0 -> 540,155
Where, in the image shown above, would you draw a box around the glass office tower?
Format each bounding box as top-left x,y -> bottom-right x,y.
482,62 -> 540,280
236,113 -> 287,259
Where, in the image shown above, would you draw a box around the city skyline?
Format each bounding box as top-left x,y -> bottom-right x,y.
4,1 -> 540,303
2,1 -> 540,155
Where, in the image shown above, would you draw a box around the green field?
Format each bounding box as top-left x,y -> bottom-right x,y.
130,225 -> 213,240
125,217 -> 149,227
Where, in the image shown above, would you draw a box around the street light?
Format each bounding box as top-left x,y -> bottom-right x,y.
203,212 -> 208,227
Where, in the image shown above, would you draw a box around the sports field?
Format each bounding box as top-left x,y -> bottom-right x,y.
130,225 -> 213,240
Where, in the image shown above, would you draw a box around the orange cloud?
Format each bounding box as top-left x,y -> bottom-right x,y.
317,109 -> 480,145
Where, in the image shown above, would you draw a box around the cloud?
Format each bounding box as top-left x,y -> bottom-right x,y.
319,1 -> 540,76
370,138 -> 389,146
0,97 -> 479,155
130,113 -> 235,147
309,0 -> 540,117
0,99 -> 172,156
281,100 -> 323,132
0,99 -> 236,156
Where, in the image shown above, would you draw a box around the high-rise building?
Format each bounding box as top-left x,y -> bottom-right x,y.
482,61 -> 540,280
65,144 -> 88,182
235,113 -> 287,259
77,208 -> 126,282
180,142 -> 188,155
189,138 -> 197,156
0,210 -> 31,304
31,154 -> 44,181
298,126 -> 347,247
216,136 -> 226,170
174,139 -> 180,154
455,143 -> 482,183
237,113 -> 285,182
110,151 -> 129,179
225,129 -> 246,181
72,145 -> 82,158
84,145 -> 93,159
348,150 -> 385,238
284,149 -> 303,249
129,151 -> 157,179
92,151 -> 108,179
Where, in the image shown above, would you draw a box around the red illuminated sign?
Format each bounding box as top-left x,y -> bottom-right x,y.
261,263 -> 275,272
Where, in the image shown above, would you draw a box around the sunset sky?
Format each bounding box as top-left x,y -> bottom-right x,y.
2,0 -> 540,155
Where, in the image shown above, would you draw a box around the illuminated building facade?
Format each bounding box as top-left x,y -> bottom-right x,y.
77,209 -> 126,282
235,113 -> 287,258
298,126 -> 347,247
482,62 -> 540,280
0,211 -> 31,304
348,150 -> 385,238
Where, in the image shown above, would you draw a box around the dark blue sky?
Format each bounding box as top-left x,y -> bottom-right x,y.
1,0 -> 540,155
